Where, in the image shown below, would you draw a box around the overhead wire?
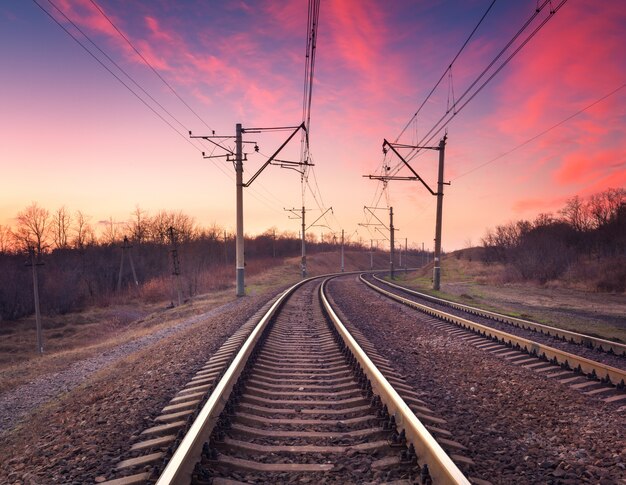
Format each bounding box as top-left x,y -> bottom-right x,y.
358,0 -> 500,225
454,81 -> 626,180
86,0 -> 214,132
364,0 -> 570,246
33,0 -> 292,213
404,0 -> 569,161
33,0 -> 201,153
395,0 -> 498,142
35,0 -> 288,215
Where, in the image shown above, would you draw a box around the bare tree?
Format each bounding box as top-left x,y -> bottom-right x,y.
101,216 -> 122,245
147,210 -> 195,243
588,188 -> 625,227
129,205 -> 149,244
0,224 -> 14,254
559,195 -> 592,232
73,210 -> 95,250
14,202 -> 50,255
51,206 -> 72,249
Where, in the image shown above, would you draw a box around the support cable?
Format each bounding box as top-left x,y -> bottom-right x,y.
87,0 -> 214,131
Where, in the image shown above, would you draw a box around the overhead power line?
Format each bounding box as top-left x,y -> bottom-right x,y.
408,0 -> 569,157
34,0 -> 289,215
33,0 -> 200,151
454,81 -> 626,180
395,0 -> 498,142
87,0 -> 214,132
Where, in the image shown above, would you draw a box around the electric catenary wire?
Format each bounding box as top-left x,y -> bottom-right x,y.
86,0 -> 214,132
454,81 -> 626,181
395,0 -> 498,142
361,0 -> 498,237
34,0 -> 289,215
406,0 -> 570,161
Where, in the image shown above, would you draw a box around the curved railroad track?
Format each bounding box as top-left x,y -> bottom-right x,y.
361,273 -> 626,401
103,275 -> 473,485
370,274 -> 626,357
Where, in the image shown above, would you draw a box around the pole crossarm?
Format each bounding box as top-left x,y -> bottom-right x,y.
363,206 -> 389,230
374,226 -> 390,241
244,122 -> 307,187
189,131 -> 236,155
364,175 -> 420,182
284,207 -> 311,219
306,207 -> 333,231
382,139 -> 438,196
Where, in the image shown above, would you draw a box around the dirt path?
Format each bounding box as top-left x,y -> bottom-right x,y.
0,299 -> 241,436
0,290 -> 280,484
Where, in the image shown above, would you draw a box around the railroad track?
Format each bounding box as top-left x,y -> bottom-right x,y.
103,275 -> 473,485
371,274 -> 626,356
361,274 -> 626,403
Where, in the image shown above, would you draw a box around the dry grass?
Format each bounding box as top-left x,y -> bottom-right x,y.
393,253 -> 626,343
0,249 -> 402,394
0,257 -> 299,394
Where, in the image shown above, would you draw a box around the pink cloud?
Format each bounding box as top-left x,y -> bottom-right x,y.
512,196 -> 567,214
554,150 -> 625,185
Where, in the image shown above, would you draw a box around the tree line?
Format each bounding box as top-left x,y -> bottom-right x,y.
481,188 -> 626,289
0,204 -> 365,321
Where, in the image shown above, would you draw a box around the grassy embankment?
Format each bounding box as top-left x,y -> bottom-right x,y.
390,251 -> 626,344
0,250 -> 382,393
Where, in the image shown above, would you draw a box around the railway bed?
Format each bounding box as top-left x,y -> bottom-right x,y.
327,275 -> 626,484
361,274 -> 626,395
104,276 -> 473,485
369,273 -> 626,360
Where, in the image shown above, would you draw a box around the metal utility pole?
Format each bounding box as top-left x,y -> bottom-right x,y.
272,229 -> 276,259
301,206 -> 306,277
433,137 -> 446,290
365,135 -> 448,290
169,227 -> 183,306
235,123 -> 245,296
191,122 -> 307,297
286,205 -> 332,278
27,247 -> 44,354
341,229 -> 345,272
389,207 -> 395,279
405,238 -> 408,273
117,236 -> 138,291
370,239 -> 374,270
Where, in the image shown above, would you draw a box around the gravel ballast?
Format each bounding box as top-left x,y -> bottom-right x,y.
327,275 -> 626,485
0,290 -> 278,485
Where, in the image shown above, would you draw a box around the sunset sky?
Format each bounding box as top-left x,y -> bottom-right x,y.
1,0 -> 625,251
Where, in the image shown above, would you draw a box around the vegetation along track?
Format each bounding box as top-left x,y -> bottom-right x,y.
104,275 -> 473,485
362,273 -> 626,402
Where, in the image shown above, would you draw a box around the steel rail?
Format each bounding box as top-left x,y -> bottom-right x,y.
372,274 -> 626,356
362,275 -> 626,388
320,278 -> 471,485
154,269 -> 387,485
156,276 -> 312,484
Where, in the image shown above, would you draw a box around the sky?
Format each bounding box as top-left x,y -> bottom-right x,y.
1,0 -> 625,251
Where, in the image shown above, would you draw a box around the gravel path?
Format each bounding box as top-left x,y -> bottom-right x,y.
0,300 -> 241,436
327,275 -> 626,485
0,290 -> 279,485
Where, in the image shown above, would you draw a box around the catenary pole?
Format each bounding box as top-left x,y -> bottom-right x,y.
301,206 -> 306,278
341,229 -> 344,272
235,123 -> 245,296
389,207 -> 395,279
433,136 -> 446,290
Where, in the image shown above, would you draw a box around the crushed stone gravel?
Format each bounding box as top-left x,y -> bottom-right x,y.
0,290 -> 279,485
327,275 -> 626,485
